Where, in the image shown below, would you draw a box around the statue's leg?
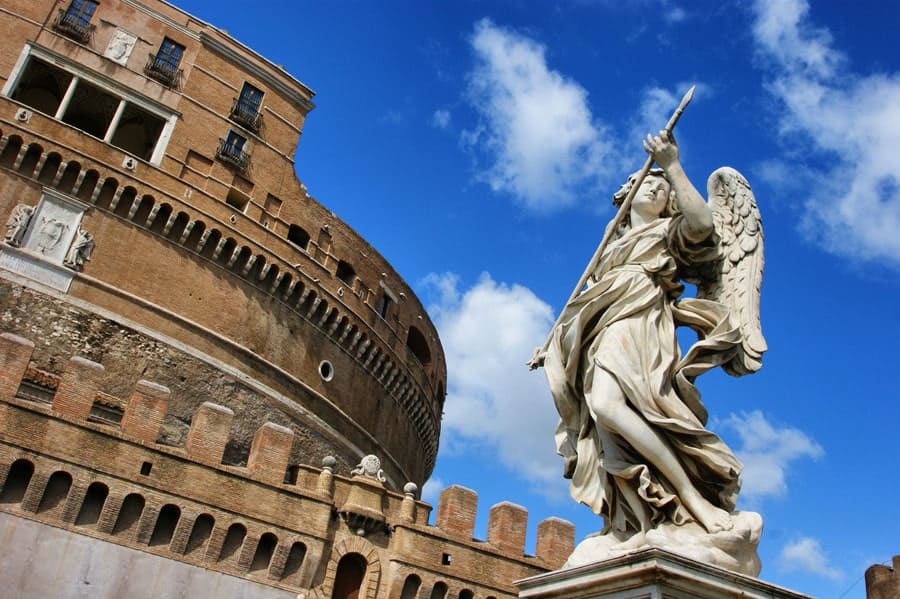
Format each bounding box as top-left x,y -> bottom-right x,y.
587,368 -> 732,533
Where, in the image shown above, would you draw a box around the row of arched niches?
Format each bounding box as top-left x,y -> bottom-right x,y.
0,456 -> 503,599
0,129 -> 443,478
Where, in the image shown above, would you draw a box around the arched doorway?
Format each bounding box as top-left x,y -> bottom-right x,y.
331,552 -> 367,599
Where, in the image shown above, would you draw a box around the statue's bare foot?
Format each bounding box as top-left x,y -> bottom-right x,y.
694,503 -> 733,533
682,490 -> 733,533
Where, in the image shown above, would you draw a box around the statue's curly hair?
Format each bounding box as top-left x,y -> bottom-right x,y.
608,168 -> 679,240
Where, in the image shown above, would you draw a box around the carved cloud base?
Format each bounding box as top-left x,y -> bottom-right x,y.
516,546 -> 811,599
564,510 -> 763,577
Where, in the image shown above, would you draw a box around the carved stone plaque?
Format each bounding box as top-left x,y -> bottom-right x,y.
104,29 -> 138,66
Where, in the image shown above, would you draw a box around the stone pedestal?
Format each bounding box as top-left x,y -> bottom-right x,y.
515,548 -> 810,599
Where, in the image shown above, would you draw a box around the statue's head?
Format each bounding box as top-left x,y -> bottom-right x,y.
613,168 -> 678,218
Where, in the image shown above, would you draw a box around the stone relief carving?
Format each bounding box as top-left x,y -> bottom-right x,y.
530,89 -> 766,576
104,29 -> 138,66
351,455 -> 387,483
3,204 -> 34,247
35,216 -> 69,255
64,228 -> 94,270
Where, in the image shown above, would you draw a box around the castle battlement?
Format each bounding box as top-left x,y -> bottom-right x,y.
0,331 -> 574,597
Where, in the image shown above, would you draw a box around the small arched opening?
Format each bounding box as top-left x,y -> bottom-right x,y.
37,470 -> 72,514
0,136 -> 23,169
57,161 -> 81,194
0,459 -> 34,504
406,326 -> 432,369
76,169 -> 100,202
37,152 -> 62,185
218,522 -> 246,562
112,493 -> 145,535
400,574 -> 421,599
429,582 -> 448,599
281,541 -> 307,582
250,532 -> 278,574
185,513 -> 215,557
149,503 -> 181,547
75,481 -> 109,526
18,143 -> 43,177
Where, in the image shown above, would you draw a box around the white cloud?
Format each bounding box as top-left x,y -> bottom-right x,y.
462,19 -> 615,211
421,477 -> 444,504
420,273 -> 564,495
751,0 -> 900,264
780,537 -> 844,581
722,411 -> 823,500
432,108 -> 451,130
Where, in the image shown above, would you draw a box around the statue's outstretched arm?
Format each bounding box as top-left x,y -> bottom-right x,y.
644,131 -> 712,243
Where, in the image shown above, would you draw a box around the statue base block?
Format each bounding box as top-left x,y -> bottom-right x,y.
515,547 -> 811,599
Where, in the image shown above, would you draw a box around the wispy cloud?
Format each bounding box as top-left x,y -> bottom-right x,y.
780,537 -> 845,581
461,19 -> 615,211
751,0 -> 900,264
432,108 -> 451,130
722,410 -> 823,500
420,272 -> 564,497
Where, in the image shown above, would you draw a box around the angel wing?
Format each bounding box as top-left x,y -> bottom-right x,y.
697,167 -> 767,376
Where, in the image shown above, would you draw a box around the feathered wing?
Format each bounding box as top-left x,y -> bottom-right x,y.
697,167 -> 767,376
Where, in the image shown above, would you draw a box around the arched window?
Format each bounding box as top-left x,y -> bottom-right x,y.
459,590 -> 474,599
38,152 -> 62,185
185,514 -> 215,556
149,503 -> 181,547
37,470 -> 72,514
281,541 -> 306,582
400,574 -> 421,599
75,481 -> 108,526
250,532 -> 278,574
219,523 -> 246,562
429,582 -> 448,599
331,552 -> 367,599
112,493 -> 145,535
406,326 -> 432,368
0,459 -> 34,504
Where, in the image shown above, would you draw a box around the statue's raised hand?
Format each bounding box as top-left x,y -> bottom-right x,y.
643,130 -> 679,169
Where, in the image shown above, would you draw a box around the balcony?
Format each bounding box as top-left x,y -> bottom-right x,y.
143,54 -> 182,89
52,9 -> 95,44
229,99 -> 263,133
216,138 -> 250,172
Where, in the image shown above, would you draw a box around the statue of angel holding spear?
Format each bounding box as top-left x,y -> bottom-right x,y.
530,87 -> 767,574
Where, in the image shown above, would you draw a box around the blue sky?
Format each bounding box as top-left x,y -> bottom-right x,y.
174,1 -> 898,596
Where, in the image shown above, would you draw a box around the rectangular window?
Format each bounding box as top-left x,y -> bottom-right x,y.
231,83 -> 264,132
145,38 -> 185,88
216,130 -> 250,171
4,46 -> 178,167
64,0 -> 98,28
54,0 -> 98,43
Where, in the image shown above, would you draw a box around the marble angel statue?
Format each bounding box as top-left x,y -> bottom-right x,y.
529,89 -> 767,575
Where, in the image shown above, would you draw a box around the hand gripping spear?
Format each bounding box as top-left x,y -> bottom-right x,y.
528,85 -> 695,370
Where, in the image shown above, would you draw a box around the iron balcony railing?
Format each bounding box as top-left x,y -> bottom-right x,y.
216,139 -> 250,172
144,53 -> 183,89
229,98 -> 263,133
52,9 -> 95,44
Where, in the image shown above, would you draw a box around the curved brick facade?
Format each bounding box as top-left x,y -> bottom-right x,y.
0,0 -> 445,486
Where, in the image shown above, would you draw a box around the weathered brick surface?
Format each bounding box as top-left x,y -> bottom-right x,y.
185,402 -> 234,466
866,556 -> 900,599
121,380 -> 171,443
0,333 -> 33,402
535,517 -> 575,568
435,485 -> 478,539
487,502 -> 528,555
52,356 -> 105,420
248,422 -> 294,485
